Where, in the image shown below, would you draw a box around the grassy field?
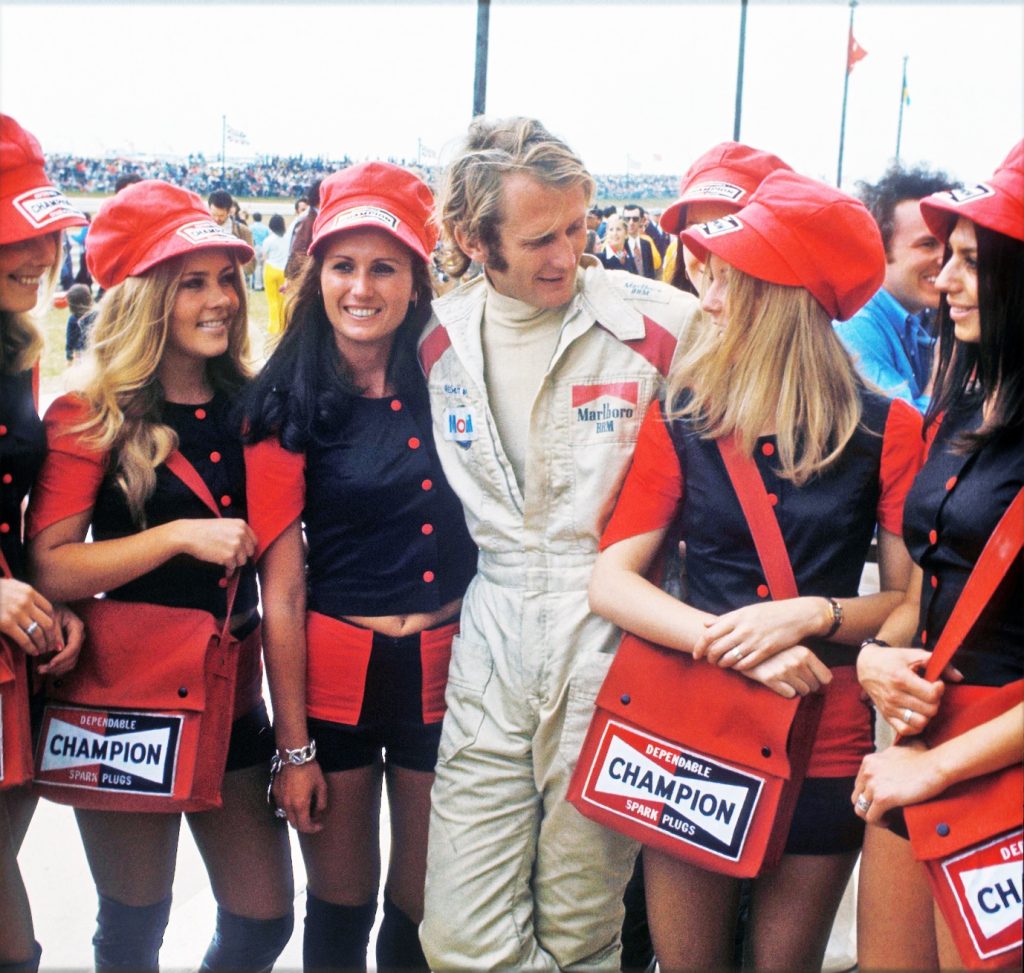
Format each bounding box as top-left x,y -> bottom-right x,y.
37,285 -> 274,397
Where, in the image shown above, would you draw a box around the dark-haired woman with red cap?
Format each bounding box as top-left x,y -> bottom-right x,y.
854,142 -> 1024,971
0,114 -> 87,973
588,171 -> 924,970
244,162 -> 476,971
26,180 -> 293,972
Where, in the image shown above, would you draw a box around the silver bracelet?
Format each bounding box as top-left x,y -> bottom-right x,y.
267,739 -> 317,811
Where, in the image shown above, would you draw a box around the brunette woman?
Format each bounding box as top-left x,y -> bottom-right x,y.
244,163 -> 476,971
0,113 -> 86,973
854,142 -> 1024,970
27,180 -> 293,972
588,171 -> 924,970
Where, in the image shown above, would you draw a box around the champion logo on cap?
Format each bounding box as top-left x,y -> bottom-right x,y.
328,205 -> 400,234
689,181 -> 746,203
696,215 -> 744,238
944,183 -> 997,206
12,187 -> 83,229
175,220 -> 237,244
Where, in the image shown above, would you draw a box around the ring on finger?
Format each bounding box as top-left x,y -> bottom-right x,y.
855,795 -> 872,814
24,620 -> 40,638
730,647 -> 744,661
902,707 -> 914,724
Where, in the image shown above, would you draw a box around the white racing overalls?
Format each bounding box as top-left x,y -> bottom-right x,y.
418,259 -> 700,970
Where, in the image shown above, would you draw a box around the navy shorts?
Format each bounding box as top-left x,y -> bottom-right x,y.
784,775 -> 865,855
305,624 -> 455,774
225,700 -> 276,772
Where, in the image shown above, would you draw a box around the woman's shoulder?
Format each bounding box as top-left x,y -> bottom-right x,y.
43,391 -> 94,431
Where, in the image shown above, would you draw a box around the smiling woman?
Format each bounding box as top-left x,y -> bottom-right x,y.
25,179 -> 295,972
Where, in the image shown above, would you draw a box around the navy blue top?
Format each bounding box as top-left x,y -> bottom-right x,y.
903,399 -> 1023,686
0,369 -> 45,579
248,391 -> 477,618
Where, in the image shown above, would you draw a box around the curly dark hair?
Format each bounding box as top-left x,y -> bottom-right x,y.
856,163 -> 957,257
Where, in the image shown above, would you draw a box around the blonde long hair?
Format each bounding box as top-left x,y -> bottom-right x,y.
667,269 -> 862,485
0,233 -> 61,374
74,253 -> 250,523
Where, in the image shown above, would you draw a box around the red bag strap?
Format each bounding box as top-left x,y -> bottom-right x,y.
717,435 -> 800,601
0,547 -> 11,580
163,449 -> 241,629
923,485 -> 1024,681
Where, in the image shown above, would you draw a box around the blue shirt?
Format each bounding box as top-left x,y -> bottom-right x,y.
835,288 -> 934,413
251,222 -> 270,247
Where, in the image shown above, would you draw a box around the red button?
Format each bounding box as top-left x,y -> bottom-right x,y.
930,575 -> 938,589
1,473 -> 11,485
390,399 -> 402,412
220,495 -> 232,507
767,493 -> 778,506
408,437 -> 421,449
0,523 -> 9,534
921,629 -> 928,644
929,529 -> 938,545
0,425 -> 7,436
218,577 -> 228,588
945,476 -> 957,491
756,583 -> 769,598
761,442 -> 775,456
195,408 -> 207,420
210,451 -> 221,463
422,570 -> 435,583
421,479 -> 433,491
421,524 -> 434,535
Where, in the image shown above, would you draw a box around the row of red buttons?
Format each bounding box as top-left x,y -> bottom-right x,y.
395,400 -> 435,582
1,423 -> 9,533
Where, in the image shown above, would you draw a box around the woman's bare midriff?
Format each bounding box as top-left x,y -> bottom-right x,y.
343,596 -> 463,638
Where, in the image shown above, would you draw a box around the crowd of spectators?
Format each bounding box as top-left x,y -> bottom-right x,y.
44,153 -> 677,201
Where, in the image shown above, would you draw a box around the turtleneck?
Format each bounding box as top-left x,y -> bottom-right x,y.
481,276 -> 570,491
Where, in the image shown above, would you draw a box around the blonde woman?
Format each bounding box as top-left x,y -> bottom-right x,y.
26,181 -> 293,972
588,171 -> 923,970
0,114 -> 86,973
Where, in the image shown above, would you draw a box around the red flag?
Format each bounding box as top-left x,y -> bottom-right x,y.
847,33 -> 868,73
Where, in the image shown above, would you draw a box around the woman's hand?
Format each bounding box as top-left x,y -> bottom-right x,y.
694,597 -> 831,670
741,644 -> 833,699
176,519 -> 257,574
856,643 -> 955,736
853,740 -> 940,824
272,761 -> 328,834
35,604 -> 85,676
0,577 -> 57,654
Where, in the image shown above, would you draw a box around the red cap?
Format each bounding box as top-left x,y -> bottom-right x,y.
680,169 -> 885,321
310,162 -> 436,262
660,142 -> 792,236
86,180 -> 254,289
0,114 -> 87,245
919,141 -> 1024,244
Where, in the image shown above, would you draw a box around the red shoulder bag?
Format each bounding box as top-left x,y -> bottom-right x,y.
32,451 -> 249,813
0,549 -> 34,790
568,436 -> 824,878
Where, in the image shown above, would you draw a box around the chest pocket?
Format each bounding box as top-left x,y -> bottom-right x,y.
568,377 -> 645,447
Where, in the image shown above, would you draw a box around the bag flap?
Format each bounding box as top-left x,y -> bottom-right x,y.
0,638 -> 16,685
47,599 -> 217,712
596,634 -> 806,780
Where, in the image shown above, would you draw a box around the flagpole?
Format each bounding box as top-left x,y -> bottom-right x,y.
221,115 -> 226,170
836,0 -> 858,188
733,0 -> 748,140
473,0 -> 490,117
895,55 -> 909,161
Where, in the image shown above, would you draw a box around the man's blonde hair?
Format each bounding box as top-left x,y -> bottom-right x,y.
436,117 -> 595,278
667,270 -> 863,485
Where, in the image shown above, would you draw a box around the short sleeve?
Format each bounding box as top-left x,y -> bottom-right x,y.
600,400 -> 683,550
877,397 -> 925,536
26,394 -> 107,539
244,436 -> 306,558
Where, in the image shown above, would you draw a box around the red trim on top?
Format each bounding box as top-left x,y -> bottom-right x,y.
418,326 -> 452,376
600,316 -> 677,377
31,362 -> 40,412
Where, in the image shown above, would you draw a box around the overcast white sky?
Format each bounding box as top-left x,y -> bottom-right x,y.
1,0 -> 1021,192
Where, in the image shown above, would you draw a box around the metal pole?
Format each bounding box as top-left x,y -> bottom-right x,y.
895,55 -> 908,161
473,0 -> 490,117
733,0 -> 748,141
836,0 -> 857,187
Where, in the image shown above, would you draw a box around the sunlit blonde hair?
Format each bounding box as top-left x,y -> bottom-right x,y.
667,269 -> 862,485
436,116 -> 595,278
74,252 -> 250,523
0,232 -> 62,374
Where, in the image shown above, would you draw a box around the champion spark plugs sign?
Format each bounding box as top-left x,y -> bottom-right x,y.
35,706 -> 182,796
577,719 -> 763,862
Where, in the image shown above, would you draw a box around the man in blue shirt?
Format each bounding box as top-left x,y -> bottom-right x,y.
836,164 -> 955,412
